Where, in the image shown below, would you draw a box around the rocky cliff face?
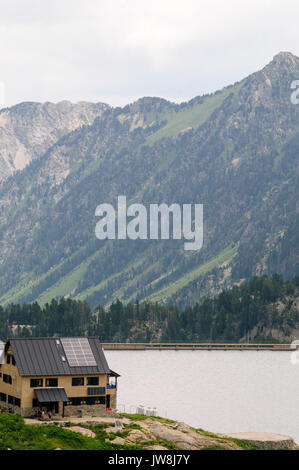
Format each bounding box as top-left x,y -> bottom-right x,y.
0,100 -> 109,179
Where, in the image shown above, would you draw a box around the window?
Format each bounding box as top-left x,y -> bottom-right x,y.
30,378 -> 43,388
0,392 -> 6,402
87,377 -> 99,386
3,374 -> 12,384
66,396 -> 106,406
96,396 -> 106,405
8,395 -> 14,404
87,387 -> 105,396
14,397 -> 21,408
46,378 -> 58,387
7,396 -> 21,407
32,398 -> 39,407
7,355 -> 16,366
72,377 -> 84,386
86,396 -> 106,405
85,396 -> 96,405
67,397 -> 85,406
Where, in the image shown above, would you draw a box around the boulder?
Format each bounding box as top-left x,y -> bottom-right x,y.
223,432 -> 295,450
68,426 -> 96,439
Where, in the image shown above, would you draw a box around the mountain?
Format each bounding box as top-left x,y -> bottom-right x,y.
0,100 -> 109,179
0,52 -> 298,309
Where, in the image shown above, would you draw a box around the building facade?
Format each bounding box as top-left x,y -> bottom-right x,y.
0,337 -> 119,418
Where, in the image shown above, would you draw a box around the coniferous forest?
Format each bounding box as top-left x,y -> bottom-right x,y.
1,274 -> 298,343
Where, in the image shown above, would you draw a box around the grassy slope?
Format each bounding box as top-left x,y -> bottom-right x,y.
145,245 -> 238,302
146,82 -> 242,145
39,245 -> 237,307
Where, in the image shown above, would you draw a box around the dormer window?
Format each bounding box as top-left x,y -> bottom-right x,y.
6,355 -> 15,365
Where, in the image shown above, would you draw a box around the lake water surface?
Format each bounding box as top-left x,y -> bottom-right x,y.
105,350 -> 299,444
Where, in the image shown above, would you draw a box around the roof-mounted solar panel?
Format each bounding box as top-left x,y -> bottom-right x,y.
0,341 -> 4,365
61,337 -> 97,367
55,339 -> 67,362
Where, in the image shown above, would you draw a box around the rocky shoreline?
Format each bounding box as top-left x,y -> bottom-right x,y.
25,414 -> 299,450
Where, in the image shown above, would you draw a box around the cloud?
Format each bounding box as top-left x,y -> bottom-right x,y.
0,0 -> 299,107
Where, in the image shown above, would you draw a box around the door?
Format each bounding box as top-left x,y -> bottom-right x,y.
106,395 -> 110,409
46,402 -> 59,413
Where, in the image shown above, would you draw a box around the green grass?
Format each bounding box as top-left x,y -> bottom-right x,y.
201,444 -> 229,450
230,439 -> 262,450
0,413 -> 143,450
196,428 -> 263,450
120,413 -> 175,424
74,253 -> 149,303
36,239 -> 147,306
146,245 -> 238,302
104,260 -> 160,306
0,243 -> 90,306
196,428 -> 221,438
119,413 -> 149,421
36,252 -> 98,306
123,423 -> 142,430
146,83 -> 243,146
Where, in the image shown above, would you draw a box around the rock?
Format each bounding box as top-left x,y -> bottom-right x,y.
125,429 -> 149,444
0,102 -> 108,180
146,445 -> 169,450
109,436 -> 125,445
145,421 -> 240,450
105,426 -> 117,433
150,422 -> 203,450
223,432 -> 295,450
68,426 -> 96,438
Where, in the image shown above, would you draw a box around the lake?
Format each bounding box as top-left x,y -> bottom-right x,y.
105,350 -> 299,444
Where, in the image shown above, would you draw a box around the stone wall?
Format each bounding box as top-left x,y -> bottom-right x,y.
63,403 -> 117,418
0,399 -> 22,415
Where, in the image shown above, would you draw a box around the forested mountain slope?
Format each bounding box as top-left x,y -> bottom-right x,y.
0,52 -> 298,309
1,274 -> 298,344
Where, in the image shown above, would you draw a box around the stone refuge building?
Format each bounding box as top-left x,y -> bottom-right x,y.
0,337 -> 119,417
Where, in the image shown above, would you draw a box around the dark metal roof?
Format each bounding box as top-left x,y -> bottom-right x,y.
8,337 -> 112,376
35,387 -> 68,403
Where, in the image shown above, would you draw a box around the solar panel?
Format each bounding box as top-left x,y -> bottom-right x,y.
61,338 -> 97,367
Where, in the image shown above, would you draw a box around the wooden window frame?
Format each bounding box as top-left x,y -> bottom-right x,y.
30,378 -> 43,388
72,377 -> 84,386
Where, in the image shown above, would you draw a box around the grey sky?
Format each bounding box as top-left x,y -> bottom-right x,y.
0,0 -> 298,107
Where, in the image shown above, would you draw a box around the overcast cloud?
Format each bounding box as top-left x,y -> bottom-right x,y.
0,0 -> 299,107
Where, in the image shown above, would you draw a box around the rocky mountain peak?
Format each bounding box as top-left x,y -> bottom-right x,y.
266,51 -> 299,71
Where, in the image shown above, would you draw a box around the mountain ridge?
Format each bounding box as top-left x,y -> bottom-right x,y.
0,100 -> 109,179
0,52 -> 298,308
